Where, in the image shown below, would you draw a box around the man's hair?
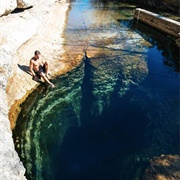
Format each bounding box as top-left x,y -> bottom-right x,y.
34,50 -> 41,55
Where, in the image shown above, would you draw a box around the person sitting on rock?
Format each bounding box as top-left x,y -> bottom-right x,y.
29,50 -> 55,88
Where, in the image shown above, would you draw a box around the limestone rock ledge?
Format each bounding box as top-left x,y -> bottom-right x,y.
0,90 -> 26,180
0,0 -> 69,179
17,0 -> 37,9
0,0 -> 37,17
0,0 -> 17,16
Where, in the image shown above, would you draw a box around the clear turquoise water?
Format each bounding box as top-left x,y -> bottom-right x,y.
13,1 -> 179,180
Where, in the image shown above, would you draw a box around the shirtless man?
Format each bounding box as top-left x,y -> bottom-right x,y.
29,50 -> 55,87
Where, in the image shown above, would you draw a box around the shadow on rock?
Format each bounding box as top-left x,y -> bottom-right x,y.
18,64 -> 31,76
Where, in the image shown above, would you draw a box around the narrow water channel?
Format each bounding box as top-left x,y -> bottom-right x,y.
13,0 -> 179,180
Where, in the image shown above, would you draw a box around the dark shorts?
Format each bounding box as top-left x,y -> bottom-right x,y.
35,65 -> 46,78
35,68 -> 44,77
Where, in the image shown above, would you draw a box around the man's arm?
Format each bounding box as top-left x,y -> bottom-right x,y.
29,59 -> 36,77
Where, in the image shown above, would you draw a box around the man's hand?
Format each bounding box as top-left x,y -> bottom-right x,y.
33,75 -> 40,81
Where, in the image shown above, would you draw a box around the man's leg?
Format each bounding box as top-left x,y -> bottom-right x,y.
40,72 -> 55,87
44,62 -> 51,79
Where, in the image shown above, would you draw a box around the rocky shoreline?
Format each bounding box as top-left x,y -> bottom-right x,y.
0,0 -> 84,179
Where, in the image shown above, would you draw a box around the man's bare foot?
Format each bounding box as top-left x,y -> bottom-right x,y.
51,83 -> 55,88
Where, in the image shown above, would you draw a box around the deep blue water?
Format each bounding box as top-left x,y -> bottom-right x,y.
13,0 -> 179,180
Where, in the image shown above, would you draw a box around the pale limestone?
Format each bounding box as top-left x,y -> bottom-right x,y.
0,89 -> 26,180
17,0 -> 37,8
0,0 -> 70,179
0,0 -> 39,16
0,0 -> 17,16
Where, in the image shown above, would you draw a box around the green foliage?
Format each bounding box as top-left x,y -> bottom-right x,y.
113,0 -> 179,13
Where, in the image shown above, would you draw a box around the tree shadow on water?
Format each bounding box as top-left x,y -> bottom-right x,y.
55,56 -> 120,180
55,55 -> 148,180
80,55 -> 96,126
54,56 -> 104,180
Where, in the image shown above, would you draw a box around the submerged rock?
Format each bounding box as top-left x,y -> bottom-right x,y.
143,154 -> 180,180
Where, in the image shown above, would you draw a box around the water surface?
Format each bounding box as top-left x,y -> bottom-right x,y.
13,0 -> 179,180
